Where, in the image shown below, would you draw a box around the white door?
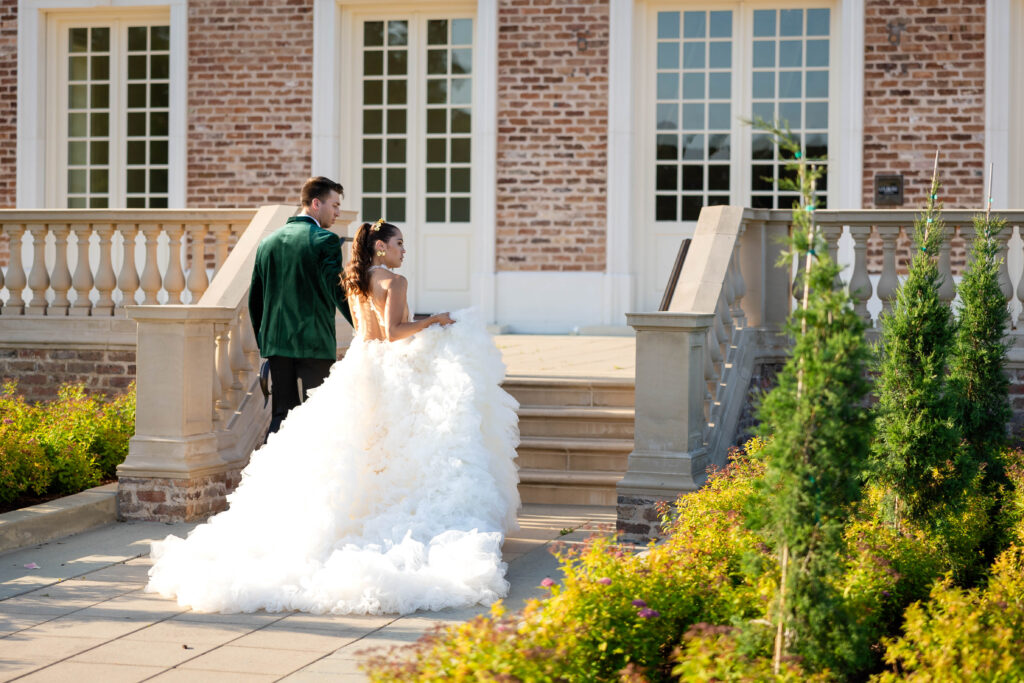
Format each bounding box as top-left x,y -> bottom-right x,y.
349,12 -> 476,315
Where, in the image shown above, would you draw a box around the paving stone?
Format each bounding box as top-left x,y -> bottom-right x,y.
81,564 -> 151,584
176,644 -> 325,676
0,634 -> 106,670
290,655 -> 367,676
231,627 -> 358,653
121,619 -> 251,645
171,610 -> 286,627
14,660 -> 164,683
149,668 -> 279,682
0,613 -> 49,637
271,612 -> 394,634
71,636 -> 220,667
20,615 -> 148,640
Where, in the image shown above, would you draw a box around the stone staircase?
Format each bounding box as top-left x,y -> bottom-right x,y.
503,377 -> 635,506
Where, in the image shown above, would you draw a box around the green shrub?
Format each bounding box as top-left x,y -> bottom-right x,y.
873,545 -> 1024,682
0,381 -> 135,502
672,623 -> 834,682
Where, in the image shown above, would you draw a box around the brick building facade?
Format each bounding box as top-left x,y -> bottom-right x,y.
0,0 -> 1020,332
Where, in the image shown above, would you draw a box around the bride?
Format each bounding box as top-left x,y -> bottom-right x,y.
145,220 -> 521,615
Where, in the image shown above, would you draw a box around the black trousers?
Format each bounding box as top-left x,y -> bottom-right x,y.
266,356 -> 334,439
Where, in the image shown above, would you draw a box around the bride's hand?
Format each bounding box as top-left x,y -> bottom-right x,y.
433,312 -> 455,327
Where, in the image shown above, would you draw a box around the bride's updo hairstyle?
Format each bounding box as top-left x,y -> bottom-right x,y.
342,219 -> 401,297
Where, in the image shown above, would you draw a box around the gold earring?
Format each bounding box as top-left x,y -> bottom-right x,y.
376,250 -> 386,257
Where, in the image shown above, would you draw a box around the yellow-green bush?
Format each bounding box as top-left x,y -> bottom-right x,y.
364,449 -> 774,682
0,381 -> 135,504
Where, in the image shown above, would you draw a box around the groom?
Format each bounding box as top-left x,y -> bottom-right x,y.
248,176 -> 353,437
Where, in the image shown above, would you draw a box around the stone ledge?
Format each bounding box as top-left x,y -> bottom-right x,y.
0,482 -> 117,554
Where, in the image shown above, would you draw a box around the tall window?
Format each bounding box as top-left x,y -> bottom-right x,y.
651,5 -> 832,221
60,18 -> 171,208
359,16 -> 473,224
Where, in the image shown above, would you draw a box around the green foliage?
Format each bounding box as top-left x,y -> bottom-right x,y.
672,624 -> 834,682
949,213 -> 1012,491
871,172 -> 962,527
746,120 -> 874,673
0,381 -> 135,503
364,449 -> 773,682
873,545 -> 1024,682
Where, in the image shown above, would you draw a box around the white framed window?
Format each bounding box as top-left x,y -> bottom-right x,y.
18,1 -> 186,208
635,2 -> 836,309
54,17 -> 172,208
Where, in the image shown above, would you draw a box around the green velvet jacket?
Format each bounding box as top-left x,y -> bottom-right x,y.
248,215 -> 353,360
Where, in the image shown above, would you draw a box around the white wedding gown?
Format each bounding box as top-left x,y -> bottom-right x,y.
146,308 -> 521,615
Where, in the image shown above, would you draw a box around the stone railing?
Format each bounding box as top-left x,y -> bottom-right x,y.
117,206 -> 358,521
0,210 -> 256,316
618,206 -> 1024,541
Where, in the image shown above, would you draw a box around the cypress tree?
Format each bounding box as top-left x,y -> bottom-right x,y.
871,158 -> 961,528
949,210 -> 1010,488
747,121 -> 873,674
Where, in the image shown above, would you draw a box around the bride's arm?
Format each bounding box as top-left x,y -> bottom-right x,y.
381,276 -> 453,341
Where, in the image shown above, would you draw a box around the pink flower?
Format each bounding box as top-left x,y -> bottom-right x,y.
597,577 -> 612,585
631,599 -> 647,608
540,578 -> 555,588
638,608 -> 660,619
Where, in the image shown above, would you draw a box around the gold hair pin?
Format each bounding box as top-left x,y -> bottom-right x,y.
370,218 -> 385,232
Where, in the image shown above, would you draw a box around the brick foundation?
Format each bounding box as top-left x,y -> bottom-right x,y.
0,347 -> 135,402
616,494 -> 671,544
118,469 -> 243,522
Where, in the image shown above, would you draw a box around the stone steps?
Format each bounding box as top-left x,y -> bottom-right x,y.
503,377 -> 634,507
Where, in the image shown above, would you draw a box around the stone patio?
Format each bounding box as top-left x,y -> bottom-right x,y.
0,504 -> 614,682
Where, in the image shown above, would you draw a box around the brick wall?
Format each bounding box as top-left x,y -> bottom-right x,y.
0,348 -> 135,402
186,0 -> 315,208
496,0 -> 609,271
0,0 -> 16,210
862,0 -> 985,210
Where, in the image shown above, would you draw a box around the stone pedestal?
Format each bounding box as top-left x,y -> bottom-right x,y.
117,306 -> 237,521
617,312 -> 713,543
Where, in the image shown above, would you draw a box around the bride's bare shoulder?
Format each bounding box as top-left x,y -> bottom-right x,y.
375,271 -> 407,289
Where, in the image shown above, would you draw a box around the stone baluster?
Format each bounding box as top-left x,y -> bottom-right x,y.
49,225 -> 73,316
186,224 -> 210,304
995,223 -> 1014,302
848,225 -> 873,324
211,353 -> 224,430
821,223 -> 843,288
93,224 -> 117,316
875,224 -> 901,318
211,224 -> 231,275
730,229 -> 746,330
117,224 -> 141,310
2,224 -> 26,314
240,307 -> 260,370
937,225 -> 955,304
139,224 -> 163,305
70,223 -> 94,316
228,313 -> 247,393
215,326 -> 234,419
25,225 -> 50,315
163,224 -> 187,305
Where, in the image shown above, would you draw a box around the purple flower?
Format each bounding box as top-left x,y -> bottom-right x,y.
540,578 -> 555,588
882,590 -> 890,597
597,577 -> 612,585
637,608 -> 660,619
631,599 -> 647,608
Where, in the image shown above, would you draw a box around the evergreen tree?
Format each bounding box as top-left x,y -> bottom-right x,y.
747,121 -> 873,674
949,211 -> 1011,487
871,162 -> 961,528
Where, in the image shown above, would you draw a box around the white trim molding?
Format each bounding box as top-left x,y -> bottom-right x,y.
16,0 -> 187,208
836,0 -> 864,209
987,0 -> 1014,209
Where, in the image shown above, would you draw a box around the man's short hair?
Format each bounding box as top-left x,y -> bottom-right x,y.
300,176 -> 344,207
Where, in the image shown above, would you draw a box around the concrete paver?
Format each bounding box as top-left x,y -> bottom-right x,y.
0,504 -> 614,681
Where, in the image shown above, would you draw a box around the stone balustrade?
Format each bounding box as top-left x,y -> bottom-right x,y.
0,210 -> 255,316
